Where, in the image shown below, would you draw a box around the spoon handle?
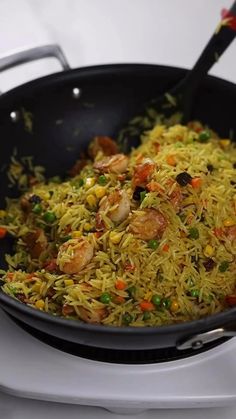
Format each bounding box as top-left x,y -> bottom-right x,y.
182,1 -> 236,93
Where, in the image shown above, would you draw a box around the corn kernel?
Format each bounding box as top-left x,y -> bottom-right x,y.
94,186 -> 106,199
71,230 -> 82,238
32,283 -> 41,293
204,244 -> 214,257
64,279 -> 74,286
86,194 -> 97,207
35,299 -> 45,309
85,177 -> 95,189
83,222 -> 92,232
109,231 -> 124,244
144,291 -> 152,300
219,139 -> 230,148
170,300 -> 179,313
223,218 -> 235,227
0,210 -> 6,218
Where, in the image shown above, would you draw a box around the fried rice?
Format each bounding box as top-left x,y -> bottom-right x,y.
0,121 -> 236,327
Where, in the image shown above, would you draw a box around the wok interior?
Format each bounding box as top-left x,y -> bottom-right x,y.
0,65 -> 236,350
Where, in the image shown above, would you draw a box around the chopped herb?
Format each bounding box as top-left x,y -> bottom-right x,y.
143,311 -> 151,321
161,298 -> 171,309
49,176 -> 61,184
219,261 -> 229,272
32,204 -> 43,214
188,227 -> 199,239
140,190 -> 147,202
122,313 -> 133,325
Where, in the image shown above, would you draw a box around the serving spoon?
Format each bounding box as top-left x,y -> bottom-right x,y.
119,1 -> 236,149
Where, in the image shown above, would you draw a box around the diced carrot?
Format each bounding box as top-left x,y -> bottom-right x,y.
191,177 -> 202,189
166,155 -> 176,166
213,227 -> 224,238
162,244 -> 169,252
124,263 -> 135,272
62,304 -> 74,316
132,161 -> 155,187
139,300 -> 155,312
117,174 -> 126,182
0,227 -> 7,239
114,295 -> 126,304
115,279 -> 126,290
26,273 -> 36,281
146,181 -> 164,193
6,272 -> 14,281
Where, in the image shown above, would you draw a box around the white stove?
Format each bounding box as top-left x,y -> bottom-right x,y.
1,309 -> 236,416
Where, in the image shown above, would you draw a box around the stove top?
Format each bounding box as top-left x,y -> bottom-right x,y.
1,309 -> 236,414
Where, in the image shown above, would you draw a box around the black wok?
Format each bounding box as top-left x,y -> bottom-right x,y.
0,45 -> 236,355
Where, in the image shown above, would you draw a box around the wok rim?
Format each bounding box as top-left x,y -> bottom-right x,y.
0,62 -> 236,337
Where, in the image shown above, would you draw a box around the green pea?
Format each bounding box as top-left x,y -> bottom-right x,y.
32,204 -> 42,214
100,292 -> 112,304
198,130 -> 211,143
143,311 -> 151,321
161,298 -> 171,309
98,175 -> 107,185
122,313 -> 133,325
140,191 -> 147,202
188,227 -> 199,239
43,211 -> 57,223
148,239 -> 159,250
219,261 -> 229,272
151,294 -> 162,306
191,289 -> 200,298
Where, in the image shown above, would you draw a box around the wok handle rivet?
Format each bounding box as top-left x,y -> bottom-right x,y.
72,87 -> 81,99
191,340 -> 203,350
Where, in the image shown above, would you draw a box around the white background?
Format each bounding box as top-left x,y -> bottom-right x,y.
0,0 -> 236,418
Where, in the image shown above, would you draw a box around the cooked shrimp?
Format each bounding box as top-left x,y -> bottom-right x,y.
77,307 -> 107,324
99,189 -> 130,223
225,225 -> 236,241
169,186 -> 183,210
57,237 -> 94,274
93,154 -> 128,174
129,208 -> 168,240
88,136 -> 118,159
132,158 -> 155,187
24,228 -> 47,258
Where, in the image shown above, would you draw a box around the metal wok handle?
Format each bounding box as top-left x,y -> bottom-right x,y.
0,44 -> 70,73
177,328 -> 236,350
